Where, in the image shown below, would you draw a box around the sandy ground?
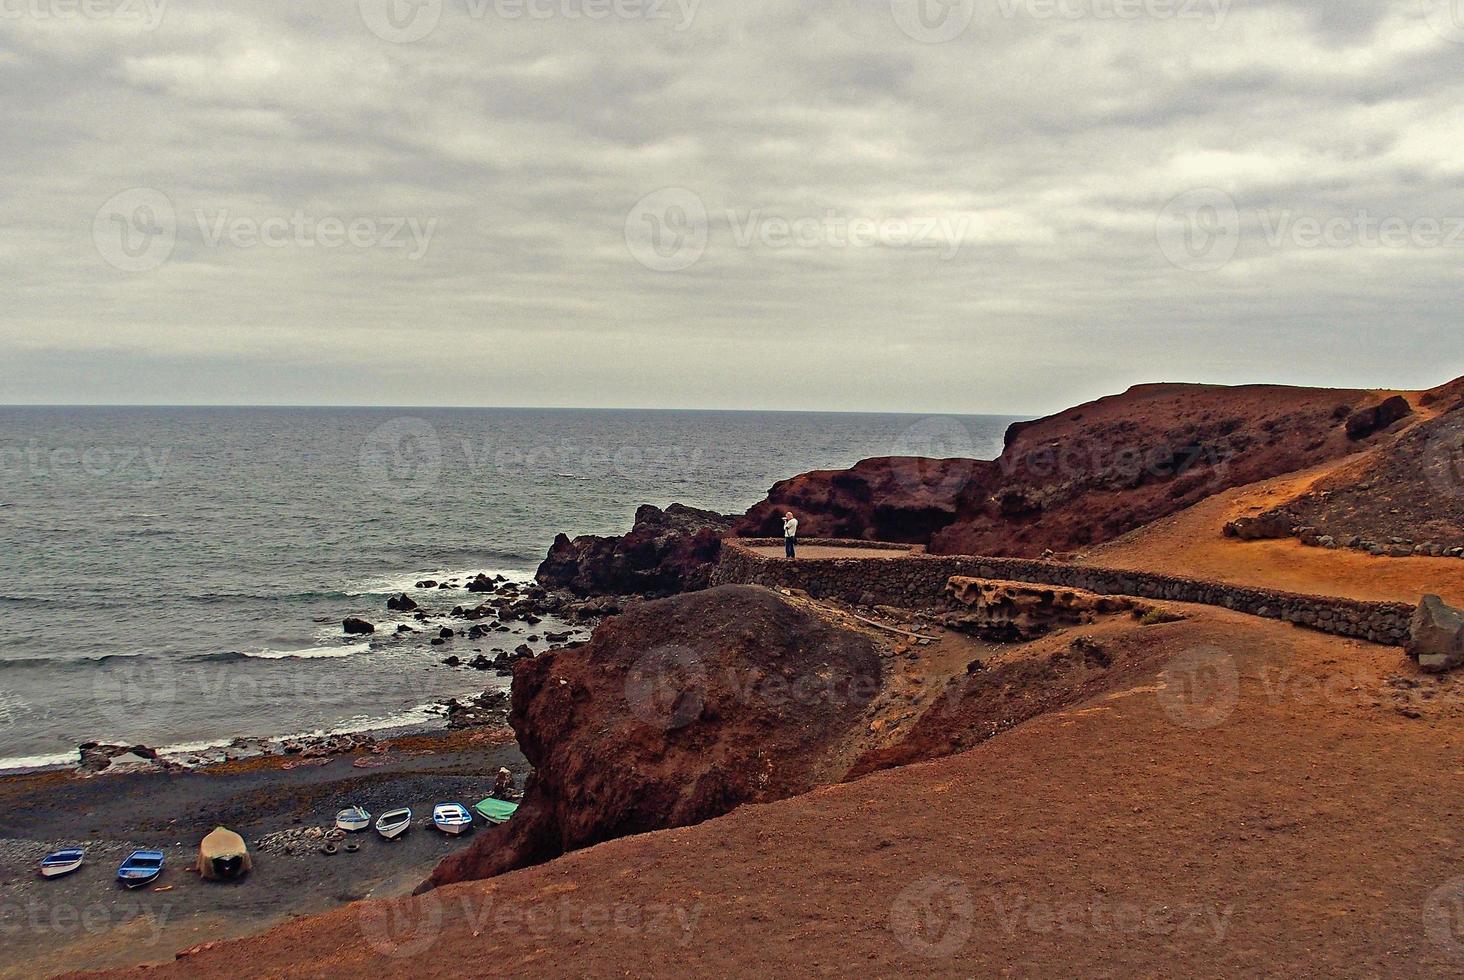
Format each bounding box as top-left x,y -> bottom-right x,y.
1,731 -> 525,979
73,608 -> 1464,977
1083,464 -> 1464,606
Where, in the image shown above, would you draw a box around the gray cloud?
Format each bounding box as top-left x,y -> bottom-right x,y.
1,0 -> 1461,415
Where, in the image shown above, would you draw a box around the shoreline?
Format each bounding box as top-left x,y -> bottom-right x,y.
0,725 -> 527,978
1,569 -> 604,779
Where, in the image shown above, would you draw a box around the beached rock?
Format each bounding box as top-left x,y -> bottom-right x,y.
422,585 -> 883,890
343,617 -> 375,635
387,593 -> 418,612
1407,595 -> 1464,673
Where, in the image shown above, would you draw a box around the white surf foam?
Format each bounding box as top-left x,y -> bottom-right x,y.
343,567 -> 533,596
237,641 -> 371,660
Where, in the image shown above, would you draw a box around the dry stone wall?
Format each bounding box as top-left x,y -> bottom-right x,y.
711,539 -> 1414,646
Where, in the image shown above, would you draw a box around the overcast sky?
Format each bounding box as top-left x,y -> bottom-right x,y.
2,0 -> 1462,415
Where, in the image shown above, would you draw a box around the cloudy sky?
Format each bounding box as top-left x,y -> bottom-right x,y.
2,0 -> 1462,415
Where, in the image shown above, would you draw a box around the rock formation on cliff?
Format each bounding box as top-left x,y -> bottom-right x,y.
423,584 -> 883,889
735,383 -> 1420,559
535,503 -> 734,597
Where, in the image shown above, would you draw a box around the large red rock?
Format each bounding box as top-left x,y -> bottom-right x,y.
738,456 -> 993,542
422,585 -> 882,889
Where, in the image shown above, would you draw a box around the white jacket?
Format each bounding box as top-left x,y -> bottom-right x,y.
783,517 -> 798,538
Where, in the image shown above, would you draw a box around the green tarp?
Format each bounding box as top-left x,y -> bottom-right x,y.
472,798 -> 519,824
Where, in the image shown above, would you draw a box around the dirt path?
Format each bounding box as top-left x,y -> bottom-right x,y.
1084,465 -> 1464,606
75,611 -> 1464,978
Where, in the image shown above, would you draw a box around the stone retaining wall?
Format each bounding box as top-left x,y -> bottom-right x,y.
712,539 -> 1415,646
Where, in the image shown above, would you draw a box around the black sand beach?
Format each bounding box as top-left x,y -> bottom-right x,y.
0,730 -> 525,978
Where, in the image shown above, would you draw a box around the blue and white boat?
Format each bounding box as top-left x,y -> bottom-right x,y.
39,848 -> 85,879
117,850 -> 165,889
432,803 -> 473,835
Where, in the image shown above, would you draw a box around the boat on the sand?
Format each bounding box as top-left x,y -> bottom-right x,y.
375,808 -> 412,840
117,850 -> 165,889
432,803 -> 473,835
335,806 -> 371,832
39,848 -> 85,879
472,797 -> 519,825
197,827 -> 251,880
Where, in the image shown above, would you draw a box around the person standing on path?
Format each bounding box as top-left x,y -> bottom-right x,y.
783,511 -> 798,559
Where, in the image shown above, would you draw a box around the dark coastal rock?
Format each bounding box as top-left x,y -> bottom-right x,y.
387,593 -> 418,612
422,585 -> 882,890
1346,395 -> 1413,441
415,580 -> 438,589
467,574 -> 495,593
535,503 -> 735,598
77,741 -> 163,774
440,627 -> 454,639
442,691 -> 510,730
343,617 -> 375,635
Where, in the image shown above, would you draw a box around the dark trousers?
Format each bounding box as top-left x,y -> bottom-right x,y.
785,536 -> 796,558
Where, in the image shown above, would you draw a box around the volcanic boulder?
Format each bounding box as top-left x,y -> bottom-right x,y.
1408,595 -> 1464,673
342,617 -> 375,635
536,503 -> 735,597
422,585 -> 884,889
1345,395 -> 1413,441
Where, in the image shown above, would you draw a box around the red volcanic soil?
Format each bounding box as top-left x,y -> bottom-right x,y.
742,382 -> 1432,558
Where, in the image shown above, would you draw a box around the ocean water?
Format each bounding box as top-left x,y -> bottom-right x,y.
0,407 -> 1015,769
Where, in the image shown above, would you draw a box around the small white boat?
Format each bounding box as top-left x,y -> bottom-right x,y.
432,803 -> 473,835
375,807 -> 412,840
335,806 -> 371,833
40,848 -> 85,879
